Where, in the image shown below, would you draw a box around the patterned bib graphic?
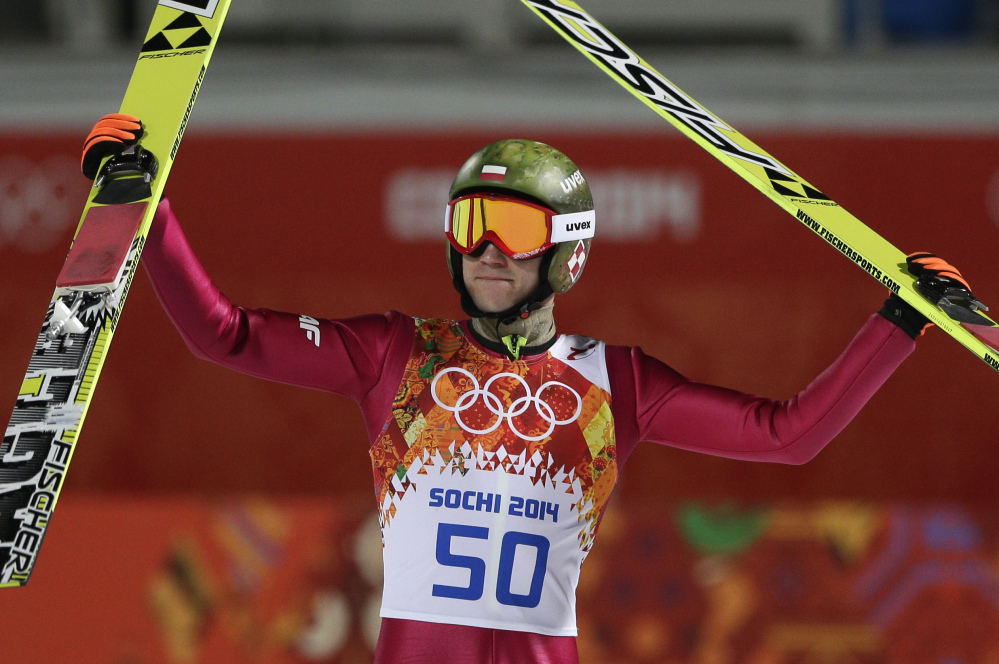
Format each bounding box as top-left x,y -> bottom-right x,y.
371,319 -> 618,635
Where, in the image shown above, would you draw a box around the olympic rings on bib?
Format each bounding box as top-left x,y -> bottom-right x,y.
430,368 -> 583,442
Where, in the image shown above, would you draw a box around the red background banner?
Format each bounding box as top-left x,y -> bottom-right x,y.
1,132 -> 998,503
2,497 -> 999,664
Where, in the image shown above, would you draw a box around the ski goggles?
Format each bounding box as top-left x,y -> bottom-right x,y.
445,193 -> 595,259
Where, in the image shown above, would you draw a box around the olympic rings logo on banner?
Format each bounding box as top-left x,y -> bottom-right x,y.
430,368 -> 582,442
0,155 -> 86,254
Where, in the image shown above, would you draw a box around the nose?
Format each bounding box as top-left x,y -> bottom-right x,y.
479,242 -> 508,265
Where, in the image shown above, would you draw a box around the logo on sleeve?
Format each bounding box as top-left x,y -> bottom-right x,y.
299,315 -> 321,347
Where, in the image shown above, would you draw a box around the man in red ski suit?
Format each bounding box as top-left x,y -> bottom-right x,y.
82,118 -> 974,664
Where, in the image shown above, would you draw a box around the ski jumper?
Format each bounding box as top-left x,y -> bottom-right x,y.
141,199 -> 916,663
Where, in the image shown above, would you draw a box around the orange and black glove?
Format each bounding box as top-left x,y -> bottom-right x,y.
81,113 -> 144,180
908,251 -> 990,325
906,252 -> 975,305
879,252 -> 979,339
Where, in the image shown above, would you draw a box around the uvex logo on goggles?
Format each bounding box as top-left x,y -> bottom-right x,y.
445,193 -> 595,259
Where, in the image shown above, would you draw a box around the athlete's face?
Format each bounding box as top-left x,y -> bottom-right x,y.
462,242 -> 543,314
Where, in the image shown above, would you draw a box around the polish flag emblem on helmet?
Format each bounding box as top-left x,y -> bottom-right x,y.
480,165 -> 507,181
567,240 -> 587,281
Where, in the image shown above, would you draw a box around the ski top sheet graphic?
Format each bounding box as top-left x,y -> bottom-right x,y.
0,0 -> 232,588
520,0 -> 999,374
158,0 -> 221,19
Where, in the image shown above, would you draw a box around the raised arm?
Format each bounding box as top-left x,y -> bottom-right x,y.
608,313 -> 915,467
141,198 -> 414,437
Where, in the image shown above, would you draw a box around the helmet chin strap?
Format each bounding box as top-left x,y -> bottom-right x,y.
493,279 -> 554,326
451,247 -> 555,324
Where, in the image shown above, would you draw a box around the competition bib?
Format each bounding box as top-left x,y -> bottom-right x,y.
370,319 -> 618,636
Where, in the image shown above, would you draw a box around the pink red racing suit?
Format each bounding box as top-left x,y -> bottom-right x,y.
141,199 -> 914,663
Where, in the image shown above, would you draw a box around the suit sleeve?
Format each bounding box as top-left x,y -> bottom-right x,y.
140,198 -> 414,438
607,314 -> 915,466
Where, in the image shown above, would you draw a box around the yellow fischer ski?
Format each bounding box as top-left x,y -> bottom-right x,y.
521,0 -> 999,374
1,0 -> 232,587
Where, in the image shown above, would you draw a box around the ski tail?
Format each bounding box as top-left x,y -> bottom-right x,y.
519,0 -> 999,374
0,0 -> 233,589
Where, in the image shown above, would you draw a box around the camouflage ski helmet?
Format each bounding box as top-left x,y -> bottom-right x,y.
446,139 -> 594,320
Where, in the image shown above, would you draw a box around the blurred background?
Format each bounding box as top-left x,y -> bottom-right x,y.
2,0 -> 999,662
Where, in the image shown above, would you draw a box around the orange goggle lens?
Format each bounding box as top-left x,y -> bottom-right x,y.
447,194 -> 554,258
